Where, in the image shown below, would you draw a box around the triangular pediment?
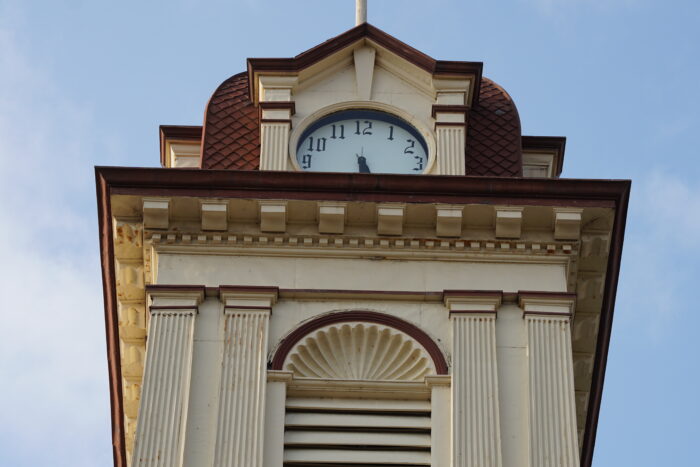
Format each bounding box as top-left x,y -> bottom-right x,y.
248,23 -> 483,106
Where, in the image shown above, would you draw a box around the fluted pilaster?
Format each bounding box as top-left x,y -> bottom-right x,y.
435,125 -> 466,175
260,122 -> 291,171
445,291 -> 503,467
521,293 -> 579,467
213,287 -> 278,467
132,286 -> 204,467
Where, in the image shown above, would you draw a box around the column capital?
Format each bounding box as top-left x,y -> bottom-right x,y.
519,291 -> 576,318
424,375 -> 451,388
267,370 -> 294,384
443,290 -> 503,316
219,285 -> 279,312
146,285 -> 205,311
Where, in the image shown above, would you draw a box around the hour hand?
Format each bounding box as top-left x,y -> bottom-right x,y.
356,154 -> 371,173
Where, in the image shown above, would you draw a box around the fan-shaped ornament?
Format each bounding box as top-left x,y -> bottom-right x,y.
283,322 -> 435,381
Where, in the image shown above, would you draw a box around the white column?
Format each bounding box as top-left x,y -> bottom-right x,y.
425,375 -> 451,467
264,371 -> 293,467
445,291 -> 503,467
213,287 -> 278,467
521,293 -> 579,467
132,286 -> 204,467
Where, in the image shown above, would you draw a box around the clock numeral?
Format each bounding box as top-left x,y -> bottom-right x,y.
404,139 -> 415,154
388,125 -> 394,141
413,156 -> 424,171
301,154 -> 312,169
330,124 -> 345,139
355,120 -> 373,135
307,137 -> 326,152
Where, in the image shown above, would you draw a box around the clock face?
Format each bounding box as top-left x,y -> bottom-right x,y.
295,110 -> 429,174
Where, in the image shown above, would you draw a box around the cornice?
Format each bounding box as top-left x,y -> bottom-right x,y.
97,166 -> 629,209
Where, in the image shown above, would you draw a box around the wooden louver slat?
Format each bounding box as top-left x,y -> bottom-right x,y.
283,398 -> 431,466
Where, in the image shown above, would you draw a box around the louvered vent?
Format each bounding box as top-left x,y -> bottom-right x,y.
283,397 -> 431,466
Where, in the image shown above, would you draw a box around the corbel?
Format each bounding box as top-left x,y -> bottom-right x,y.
142,198 -> 170,230
259,201 -> 287,233
377,203 -> 405,236
435,204 -> 463,237
554,208 -> 583,240
318,202 -> 347,234
495,207 -> 523,239
201,200 -> 228,231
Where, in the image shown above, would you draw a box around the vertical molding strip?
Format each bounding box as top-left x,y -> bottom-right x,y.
132,308 -> 197,467
260,122 -> 290,171
436,125 -> 466,175
527,315 -> 580,467
213,310 -> 270,466
452,314 -> 503,467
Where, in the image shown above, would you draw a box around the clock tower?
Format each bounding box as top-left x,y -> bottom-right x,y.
97,15 -> 629,467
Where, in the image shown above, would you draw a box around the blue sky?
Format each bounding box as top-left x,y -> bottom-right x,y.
0,0 -> 698,465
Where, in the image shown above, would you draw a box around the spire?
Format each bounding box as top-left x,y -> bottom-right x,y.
356,0 -> 367,25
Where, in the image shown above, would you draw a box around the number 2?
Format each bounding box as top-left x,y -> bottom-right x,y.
404,139 -> 415,154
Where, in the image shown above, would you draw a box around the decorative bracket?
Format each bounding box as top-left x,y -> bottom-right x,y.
143,198 -> 170,230
495,207 -> 523,239
377,203 -> 405,236
201,201 -> 228,231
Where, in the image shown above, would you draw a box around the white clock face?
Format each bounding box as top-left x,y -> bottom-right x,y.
295,110 -> 429,174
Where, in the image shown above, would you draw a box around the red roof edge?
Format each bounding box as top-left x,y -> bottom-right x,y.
95,168 -> 127,467
247,23 -> 483,105
159,125 -> 202,168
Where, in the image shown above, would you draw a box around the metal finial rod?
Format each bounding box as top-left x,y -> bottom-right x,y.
356,0 -> 367,25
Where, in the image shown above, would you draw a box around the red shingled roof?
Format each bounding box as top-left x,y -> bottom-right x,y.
201,73 -> 522,176
466,78 -> 522,176
201,72 -> 260,170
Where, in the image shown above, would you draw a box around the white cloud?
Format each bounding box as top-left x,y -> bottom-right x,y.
0,20 -> 112,467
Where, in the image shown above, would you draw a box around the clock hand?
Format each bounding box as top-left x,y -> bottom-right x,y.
356,153 -> 371,174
